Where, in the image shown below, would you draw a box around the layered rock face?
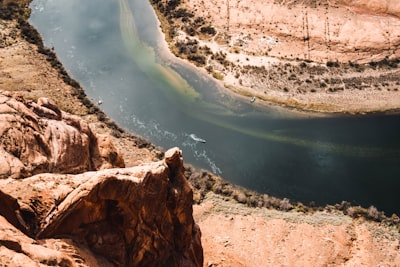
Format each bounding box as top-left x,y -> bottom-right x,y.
0,93 -> 203,266
0,91 -> 124,179
182,0 -> 400,63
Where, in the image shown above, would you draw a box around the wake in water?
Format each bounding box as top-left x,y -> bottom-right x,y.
182,134 -> 222,175
116,0 -> 400,159
31,0 -> 46,12
129,114 -> 222,175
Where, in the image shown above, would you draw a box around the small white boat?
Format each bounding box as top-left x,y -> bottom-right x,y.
189,134 -> 206,143
250,96 -> 256,103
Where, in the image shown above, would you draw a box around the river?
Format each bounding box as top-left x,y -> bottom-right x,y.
29,0 -> 400,215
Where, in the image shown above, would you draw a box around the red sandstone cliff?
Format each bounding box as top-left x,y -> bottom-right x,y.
0,93 -> 203,266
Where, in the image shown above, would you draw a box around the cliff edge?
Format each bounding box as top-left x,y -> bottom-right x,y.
0,92 -> 203,266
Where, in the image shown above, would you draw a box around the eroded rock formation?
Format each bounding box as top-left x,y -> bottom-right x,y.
0,91 -> 124,179
0,147 -> 202,266
0,93 -> 203,266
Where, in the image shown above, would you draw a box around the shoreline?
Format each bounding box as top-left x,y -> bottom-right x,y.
19,0 -> 399,218
150,0 -> 400,115
150,4 -> 332,118
0,0 -> 393,219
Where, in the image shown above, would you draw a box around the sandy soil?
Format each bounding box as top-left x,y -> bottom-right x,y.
195,193 -> 400,267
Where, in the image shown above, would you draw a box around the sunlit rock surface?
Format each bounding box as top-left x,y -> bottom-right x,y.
0,147 -> 203,266
0,93 -> 203,266
0,92 -> 124,179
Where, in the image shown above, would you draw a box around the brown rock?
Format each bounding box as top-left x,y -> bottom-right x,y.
0,215 -> 76,267
0,148 -> 203,266
0,92 -> 124,179
0,212 -> 116,267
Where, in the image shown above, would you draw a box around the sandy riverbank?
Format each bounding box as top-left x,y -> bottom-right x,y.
151,0 -> 400,114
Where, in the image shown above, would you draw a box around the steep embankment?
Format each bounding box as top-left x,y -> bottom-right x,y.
0,1 -> 399,266
151,0 -> 400,113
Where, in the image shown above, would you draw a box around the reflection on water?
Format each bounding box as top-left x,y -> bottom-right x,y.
30,0 -> 400,215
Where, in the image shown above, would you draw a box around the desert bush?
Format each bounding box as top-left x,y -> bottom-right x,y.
0,2 -> 23,20
184,26 -> 196,36
279,198 -> 293,211
300,62 -> 308,68
194,17 -> 205,25
326,60 -> 339,67
369,57 -> 399,69
367,205 -> 382,221
200,45 -> 212,55
187,54 -> 206,65
346,206 -> 368,218
200,26 -> 216,35
19,21 -> 43,46
173,8 -> 193,19
166,0 -> 181,12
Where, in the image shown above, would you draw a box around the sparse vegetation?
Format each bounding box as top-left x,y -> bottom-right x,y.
0,1 -> 26,20
326,60 -> 339,67
186,166 -> 400,229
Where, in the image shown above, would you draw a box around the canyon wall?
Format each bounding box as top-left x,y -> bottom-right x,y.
181,0 -> 400,63
0,93 -> 203,266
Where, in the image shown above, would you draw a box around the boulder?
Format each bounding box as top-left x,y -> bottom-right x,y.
0,91 -> 124,179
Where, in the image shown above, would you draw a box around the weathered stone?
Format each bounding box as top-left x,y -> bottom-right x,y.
0,148 -> 203,266
0,92 -> 124,179
0,215 -> 76,267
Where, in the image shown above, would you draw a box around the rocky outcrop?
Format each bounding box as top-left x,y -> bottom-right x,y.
0,91 -> 124,179
0,147 -> 203,266
0,93 -> 203,266
0,215 -> 80,266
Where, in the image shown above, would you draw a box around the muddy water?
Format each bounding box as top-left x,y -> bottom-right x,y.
30,0 -> 400,215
